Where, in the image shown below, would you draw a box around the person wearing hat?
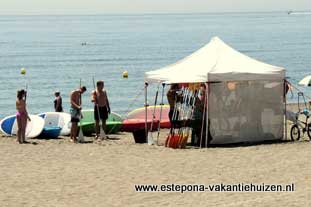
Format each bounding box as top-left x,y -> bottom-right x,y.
54,91 -> 63,112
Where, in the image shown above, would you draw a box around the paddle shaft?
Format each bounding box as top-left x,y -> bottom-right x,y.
78,78 -> 84,142
157,83 -> 165,145
149,84 -> 160,134
144,82 -> 148,141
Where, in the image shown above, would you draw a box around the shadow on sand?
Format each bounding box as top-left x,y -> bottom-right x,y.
187,139 -> 306,149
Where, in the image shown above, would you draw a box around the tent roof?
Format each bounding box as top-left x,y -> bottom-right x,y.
145,37 -> 285,83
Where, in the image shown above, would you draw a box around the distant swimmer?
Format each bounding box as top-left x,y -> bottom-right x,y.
81,42 -> 87,46
287,11 -> 293,15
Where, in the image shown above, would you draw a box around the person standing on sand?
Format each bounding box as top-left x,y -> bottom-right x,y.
16,89 -> 31,144
91,81 -> 111,139
167,84 -> 179,123
54,91 -> 63,112
70,86 -> 86,142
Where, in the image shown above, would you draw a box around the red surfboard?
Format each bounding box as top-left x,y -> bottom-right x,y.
126,105 -> 171,129
122,119 -> 159,132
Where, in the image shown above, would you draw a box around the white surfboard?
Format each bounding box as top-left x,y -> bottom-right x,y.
0,114 -> 44,138
38,112 -> 71,136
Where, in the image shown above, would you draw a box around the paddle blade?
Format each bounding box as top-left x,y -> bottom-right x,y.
166,134 -> 180,149
78,128 -> 84,143
148,132 -> 154,145
179,133 -> 189,149
165,134 -> 170,147
100,126 -> 107,140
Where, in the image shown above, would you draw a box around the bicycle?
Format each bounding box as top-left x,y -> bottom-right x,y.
290,92 -> 311,141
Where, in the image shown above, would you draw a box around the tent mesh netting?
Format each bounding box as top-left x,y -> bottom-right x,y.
208,80 -> 284,144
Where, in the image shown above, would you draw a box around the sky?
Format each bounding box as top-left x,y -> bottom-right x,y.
0,0 -> 310,15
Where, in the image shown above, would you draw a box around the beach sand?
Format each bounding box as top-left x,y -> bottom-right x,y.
0,105 -> 310,206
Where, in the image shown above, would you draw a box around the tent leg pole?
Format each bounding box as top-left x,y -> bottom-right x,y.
145,82 -> 148,143
205,83 -> 209,148
200,90 -> 206,148
284,80 -> 287,141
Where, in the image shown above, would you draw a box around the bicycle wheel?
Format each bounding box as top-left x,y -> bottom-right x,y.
307,123 -> 311,140
290,124 -> 300,141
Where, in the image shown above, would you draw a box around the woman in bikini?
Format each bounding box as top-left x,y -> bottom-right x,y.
16,90 -> 31,144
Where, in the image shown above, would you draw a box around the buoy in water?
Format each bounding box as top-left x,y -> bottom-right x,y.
21,68 -> 26,75
123,71 -> 128,78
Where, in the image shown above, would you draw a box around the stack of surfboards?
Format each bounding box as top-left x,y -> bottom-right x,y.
0,112 -> 72,139
78,110 -> 123,135
122,105 -> 171,132
0,114 -> 45,138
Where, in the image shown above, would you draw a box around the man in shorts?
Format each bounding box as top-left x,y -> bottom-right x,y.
70,86 -> 87,142
91,81 -> 110,139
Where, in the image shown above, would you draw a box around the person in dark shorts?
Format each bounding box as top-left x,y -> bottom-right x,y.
94,106 -> 108,121
70,86 -> 86,142
91,81 -> 110,139
167,84 -> 179,124
54,91 -> 63,112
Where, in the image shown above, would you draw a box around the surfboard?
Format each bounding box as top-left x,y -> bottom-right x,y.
38,112 -> 71,136
79,110 -> 123,135
0,114 -> 44,138
126,105 -> 171,128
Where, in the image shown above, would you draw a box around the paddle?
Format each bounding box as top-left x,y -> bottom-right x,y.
148,83 -> 160,145
166,85 -> 181,147
77,78 -> 85,143
177,88 -> 191,148
179,89 -> 198,148
92,77 -> 106,140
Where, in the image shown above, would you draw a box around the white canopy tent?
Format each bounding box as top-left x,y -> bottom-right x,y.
145,37 -> 286,145
145,36 -> 285,83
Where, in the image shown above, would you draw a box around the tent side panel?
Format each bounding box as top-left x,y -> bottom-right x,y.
208,80 -> 284,144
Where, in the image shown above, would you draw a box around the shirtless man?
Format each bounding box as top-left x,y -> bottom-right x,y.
91,81 -> 110,139
70,86 -> 87,142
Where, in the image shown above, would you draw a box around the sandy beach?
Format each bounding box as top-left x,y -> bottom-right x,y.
1,105 -> 311,207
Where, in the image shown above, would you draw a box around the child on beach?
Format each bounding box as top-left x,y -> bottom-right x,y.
16,89 -> 31,144
54,91 -> 63,112
91,81 -> 110,139
70,86 -> 86,143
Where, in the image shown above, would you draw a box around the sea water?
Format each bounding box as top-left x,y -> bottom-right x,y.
0,12 -> 311,118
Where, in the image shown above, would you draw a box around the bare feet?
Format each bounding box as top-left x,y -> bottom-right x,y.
70,138 -> 78,143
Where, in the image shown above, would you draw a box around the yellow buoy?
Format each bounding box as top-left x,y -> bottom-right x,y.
123,70 -> 128,78
21,68 -> 26,75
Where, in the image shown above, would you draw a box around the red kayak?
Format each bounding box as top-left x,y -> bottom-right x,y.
126,105 -> 171,129
122,119 -> 159,132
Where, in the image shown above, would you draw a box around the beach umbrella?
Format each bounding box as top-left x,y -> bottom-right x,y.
299,75 -> 311,86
